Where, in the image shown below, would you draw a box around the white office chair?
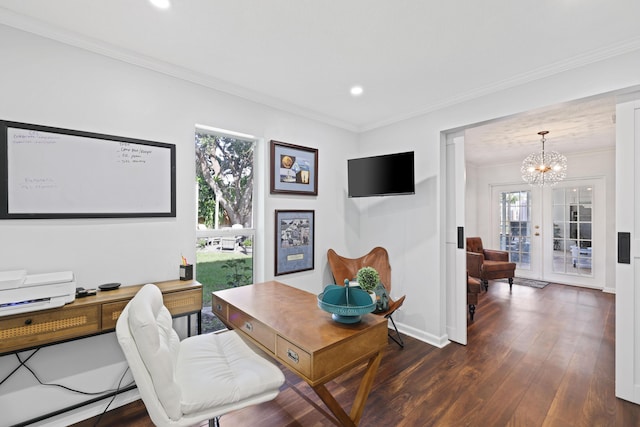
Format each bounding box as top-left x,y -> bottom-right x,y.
116,284 -> 284,427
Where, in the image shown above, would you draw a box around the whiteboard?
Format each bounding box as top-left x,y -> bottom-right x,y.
0,121 -> 176,218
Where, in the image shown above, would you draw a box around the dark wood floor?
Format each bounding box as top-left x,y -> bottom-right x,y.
74,281 -> 640,427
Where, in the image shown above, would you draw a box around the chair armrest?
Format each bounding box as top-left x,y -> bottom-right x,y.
483,249 -> 509,262
466,252 -> 484,278
467,278 -> 481,294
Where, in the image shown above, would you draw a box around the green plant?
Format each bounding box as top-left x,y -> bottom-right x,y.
221,258 -> 253,288
356,266 -> 379,292
196,251 -> 253,305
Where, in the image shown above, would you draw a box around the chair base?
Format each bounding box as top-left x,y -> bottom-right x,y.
387,314 -> 404,348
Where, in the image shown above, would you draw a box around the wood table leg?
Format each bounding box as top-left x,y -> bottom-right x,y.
313,384 -> 356,427
350,351 -> 383,424
311,351 -> 384,427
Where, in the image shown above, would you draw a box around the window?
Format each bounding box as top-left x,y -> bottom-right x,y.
194,125 -> 256,332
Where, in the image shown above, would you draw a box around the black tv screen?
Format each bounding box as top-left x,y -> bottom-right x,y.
347,151 -> 415,197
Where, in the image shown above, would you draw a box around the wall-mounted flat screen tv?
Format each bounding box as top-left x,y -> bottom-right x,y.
347,151 -> 415,197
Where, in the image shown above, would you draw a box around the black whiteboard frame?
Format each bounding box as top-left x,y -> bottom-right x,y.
0,120 -> 176,219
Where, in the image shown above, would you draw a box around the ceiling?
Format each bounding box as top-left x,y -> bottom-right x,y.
0,1 -> 638,161
464,95 -> 617,166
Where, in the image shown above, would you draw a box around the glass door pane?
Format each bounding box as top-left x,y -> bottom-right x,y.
499,191 -> 531,270
551,186 -> 592,276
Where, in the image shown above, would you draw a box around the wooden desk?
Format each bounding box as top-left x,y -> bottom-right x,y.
0,279 -> 202,356
212,281 -> 387,427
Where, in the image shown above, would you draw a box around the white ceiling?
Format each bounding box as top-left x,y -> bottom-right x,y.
0,1 -> 638,161
464,95 -> 617,166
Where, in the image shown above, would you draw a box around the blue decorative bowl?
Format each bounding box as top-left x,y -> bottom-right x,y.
317,285 -> 376,323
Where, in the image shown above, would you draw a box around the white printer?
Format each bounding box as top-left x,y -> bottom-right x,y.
0,270 -> 76,316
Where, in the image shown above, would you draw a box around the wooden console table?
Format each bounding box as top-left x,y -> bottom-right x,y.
212,281 -> 388,427
0,279 -> 202,356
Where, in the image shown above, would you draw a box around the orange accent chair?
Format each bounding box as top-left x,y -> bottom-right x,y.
327,247 -> 406,347
466,237 -> 516,291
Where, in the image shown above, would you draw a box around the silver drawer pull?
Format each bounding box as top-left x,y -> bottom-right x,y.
244,321 -> 253,332
287,349 -> 299,364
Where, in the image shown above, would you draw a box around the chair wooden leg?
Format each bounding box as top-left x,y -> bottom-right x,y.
482,279 -> 489,291
508,277 -> 513,291
469,304 -> 476,321
386,314 -> 404,348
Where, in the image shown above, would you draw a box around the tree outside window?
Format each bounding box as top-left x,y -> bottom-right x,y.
195,133 -> 254,229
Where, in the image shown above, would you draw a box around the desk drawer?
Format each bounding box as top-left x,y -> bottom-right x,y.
102,289 -> 203,330
211,295 -> 228,321
163,288 -> 202,316
0,306 -> 100,354
228,308 -> 275,353
276,336 -> 311,378
102,301 -> 129,330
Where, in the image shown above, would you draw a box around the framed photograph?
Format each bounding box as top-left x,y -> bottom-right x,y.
275,210 -> 315,276
270,140 -> 318,195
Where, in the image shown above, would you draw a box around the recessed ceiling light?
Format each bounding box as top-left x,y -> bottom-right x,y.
350,86 -> 363,97
150,0 -> 170,9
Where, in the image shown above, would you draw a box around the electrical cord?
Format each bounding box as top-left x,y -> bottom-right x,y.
2,349 -> 136,426
92,366 -> 131,427
0,349 -> 39,386
13,351 -> 135,395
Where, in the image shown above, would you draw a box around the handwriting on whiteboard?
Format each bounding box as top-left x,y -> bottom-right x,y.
117,142 -> 151,165
11,130 -> 60,144
18,177 -> 57,191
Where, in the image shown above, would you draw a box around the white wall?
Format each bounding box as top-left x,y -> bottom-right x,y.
0,24 -> 358,426
357,50 -> 640,346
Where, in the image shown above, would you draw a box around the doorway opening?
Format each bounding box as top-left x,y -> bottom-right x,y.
444,92 -> 617,346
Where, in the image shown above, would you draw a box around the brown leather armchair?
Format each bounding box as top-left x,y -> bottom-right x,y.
327,247 -> 406,347
466,237 -> 516,291
467,273 -> 481,321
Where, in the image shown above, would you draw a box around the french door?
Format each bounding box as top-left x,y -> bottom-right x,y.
492,180 -> 603,286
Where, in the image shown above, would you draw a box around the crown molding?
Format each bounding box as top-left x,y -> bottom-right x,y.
0,8 -> 359,133
2,7 -> 640,135
358,36 -> 640,132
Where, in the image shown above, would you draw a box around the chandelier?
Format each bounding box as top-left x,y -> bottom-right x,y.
521,131 -> 567,186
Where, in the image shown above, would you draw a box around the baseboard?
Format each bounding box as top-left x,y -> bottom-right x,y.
395,321 -> 450,348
